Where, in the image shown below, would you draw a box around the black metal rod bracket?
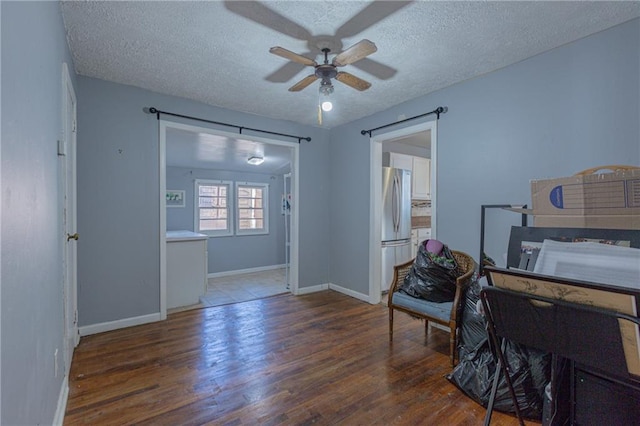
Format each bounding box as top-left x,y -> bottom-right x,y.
361,106 -> 448,137
146,107 -> 311,143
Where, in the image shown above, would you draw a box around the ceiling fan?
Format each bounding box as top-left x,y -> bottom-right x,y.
269,39 -> 377,93
225,1 -> 412,84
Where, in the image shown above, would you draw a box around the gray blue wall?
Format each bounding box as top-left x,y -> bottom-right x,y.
166,167 -> 286,273
76,76 -> 330,326
1,2 -> 77,424
1,3 -> 638,424
329,18 -> 640,294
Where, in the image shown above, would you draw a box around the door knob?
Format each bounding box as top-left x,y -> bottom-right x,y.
67,232 -> 79,241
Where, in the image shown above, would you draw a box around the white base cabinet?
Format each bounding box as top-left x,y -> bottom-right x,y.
166,231 -> 208,309
411,228 -> 432,258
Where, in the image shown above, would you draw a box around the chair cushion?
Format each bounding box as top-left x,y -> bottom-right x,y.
392,291 -> 452,321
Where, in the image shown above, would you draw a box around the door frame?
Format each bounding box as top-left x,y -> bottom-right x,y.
61,62 -> 79,375
158,120 -> 300,319
368,120 -> 438,303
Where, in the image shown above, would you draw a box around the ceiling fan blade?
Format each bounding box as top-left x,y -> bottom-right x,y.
351,57 -> 397,80
289,75 -> 319,92
265,61 -> 307,83
223,1 -> 312,41
335,1 -> 413,39
270,47 -> 317,67
335,72 -> 372,91
332,39 -> 377,67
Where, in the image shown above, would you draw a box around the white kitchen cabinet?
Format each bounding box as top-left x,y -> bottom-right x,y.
418,227 -> 432,242
411,228 -> 432,258
412,157 -> 431,200
383,152 -> 431,200
411,229 -> 418,258
384,152 -> 413,171
166,231 -> 208,309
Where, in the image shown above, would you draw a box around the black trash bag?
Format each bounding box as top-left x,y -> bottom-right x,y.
447,280 -> 551,420
458,279 -> 487,358
398,241 -> 458,302
448,341 -> 496,404
490,342 -> 549,419
449,340 -> 550,420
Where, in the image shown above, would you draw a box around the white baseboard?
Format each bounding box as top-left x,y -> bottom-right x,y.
207,263 -> 286,279
79,312 -> 162,336
295,283 -> 329,295
53,375 -> 69,426
328,283 -> 370,303
292,283 -> 371,303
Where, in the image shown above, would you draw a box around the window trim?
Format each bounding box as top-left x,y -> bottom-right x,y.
235,182 -> 269,236
194,179 -> 233,237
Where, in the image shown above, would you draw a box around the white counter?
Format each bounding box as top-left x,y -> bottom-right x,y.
166,230 -> 208,309
166,230 -> 208,242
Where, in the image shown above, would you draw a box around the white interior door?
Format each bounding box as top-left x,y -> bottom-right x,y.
61,63 -> 79,376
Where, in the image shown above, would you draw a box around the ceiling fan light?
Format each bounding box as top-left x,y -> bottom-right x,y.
319,80 -> 334,95
247,156 -> 264,165
319,80 -> 334,113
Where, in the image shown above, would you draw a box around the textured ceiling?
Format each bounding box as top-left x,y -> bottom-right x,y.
61,1 -> 640,131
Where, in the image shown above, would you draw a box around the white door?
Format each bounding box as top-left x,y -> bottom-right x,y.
61,63 -> 79,375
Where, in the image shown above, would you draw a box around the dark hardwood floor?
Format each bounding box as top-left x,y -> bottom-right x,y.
65,291 -> 537,425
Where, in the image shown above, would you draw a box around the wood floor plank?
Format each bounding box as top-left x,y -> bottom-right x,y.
65,291 -> 538,425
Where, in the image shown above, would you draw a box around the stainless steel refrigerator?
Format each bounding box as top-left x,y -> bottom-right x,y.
381,167 -> 412,291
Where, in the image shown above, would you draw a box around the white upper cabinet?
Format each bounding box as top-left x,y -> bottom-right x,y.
383,152 -> 431,200
385,152 -> 413,171
412,156 -> 431,200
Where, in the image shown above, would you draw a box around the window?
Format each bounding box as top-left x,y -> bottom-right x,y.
194,179 -> 232,237
236,182 -> 269,235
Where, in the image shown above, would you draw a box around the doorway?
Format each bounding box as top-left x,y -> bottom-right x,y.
368,120 -> 438,304
158,120 -> 300,319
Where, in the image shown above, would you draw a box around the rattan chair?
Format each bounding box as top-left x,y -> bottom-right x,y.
387,250 -> 475,366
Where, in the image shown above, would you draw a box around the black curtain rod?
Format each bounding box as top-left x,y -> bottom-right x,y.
145,107 -> 311,143
360,106 -> 448,137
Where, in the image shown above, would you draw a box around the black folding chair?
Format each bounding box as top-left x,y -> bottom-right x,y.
479,285 -> 640,426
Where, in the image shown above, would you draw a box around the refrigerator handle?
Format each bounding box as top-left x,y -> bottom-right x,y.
393,173 -> 400,232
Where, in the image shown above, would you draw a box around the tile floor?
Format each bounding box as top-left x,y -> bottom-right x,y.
199,267 -> 289,308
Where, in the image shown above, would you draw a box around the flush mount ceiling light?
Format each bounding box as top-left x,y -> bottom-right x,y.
247,156 -> 264,165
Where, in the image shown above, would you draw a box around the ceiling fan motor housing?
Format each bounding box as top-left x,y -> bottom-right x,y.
315,64 -> 337,80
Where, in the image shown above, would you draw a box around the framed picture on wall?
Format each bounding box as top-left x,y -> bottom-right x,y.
166,190 -> 185,208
